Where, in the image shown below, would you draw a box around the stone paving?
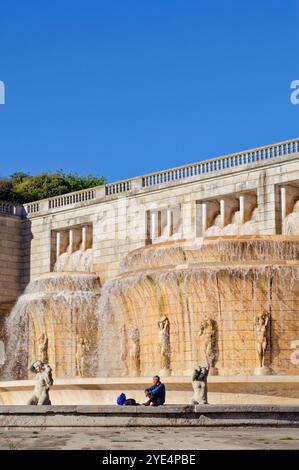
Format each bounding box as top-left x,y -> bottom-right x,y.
0,427 -> 299,450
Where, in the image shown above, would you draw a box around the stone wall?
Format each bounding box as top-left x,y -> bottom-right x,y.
2,138 -> 299,383
1,140 -> 299,300
0,209 -> 30,318
0,214 -> 22,318
25,147 -> 299,284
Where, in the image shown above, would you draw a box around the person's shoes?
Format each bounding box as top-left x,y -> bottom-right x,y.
142,402 -> 150,406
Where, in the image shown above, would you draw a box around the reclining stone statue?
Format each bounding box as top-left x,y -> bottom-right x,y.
27,360 -> 54,405
191,365 -> 209,405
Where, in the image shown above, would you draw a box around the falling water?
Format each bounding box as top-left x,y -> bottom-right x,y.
204,208 -> 259,237
239,208 -> 259,235
54,248 -> 93,272
283,201 -> 299,235
221,211 -> 241,235
2,237 -> 299,381
99,237 -> 299,377
1,273 -> 101,380
205,214 -> 222,236
122,237 -> 299,272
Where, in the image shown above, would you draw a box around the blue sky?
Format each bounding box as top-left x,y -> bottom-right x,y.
0,0 -> 299,183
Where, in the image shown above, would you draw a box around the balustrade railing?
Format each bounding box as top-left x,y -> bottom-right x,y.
26,202 -> 39,214
142,139 -> 299,187
22,138 -> 298,215
48,189 -> 96,209
0,201 -> 22,216
105,180 -> 132,196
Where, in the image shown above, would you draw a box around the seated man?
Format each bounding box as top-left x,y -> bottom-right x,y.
143,375 -> 165,406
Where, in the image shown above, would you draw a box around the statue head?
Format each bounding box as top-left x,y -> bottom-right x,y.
256,311 -> 269,326
158,315 -> 169,327
28,360 -> 43,373
192,365 -> 209,381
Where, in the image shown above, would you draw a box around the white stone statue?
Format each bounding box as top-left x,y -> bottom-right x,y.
254,310 -> 271,374
76,335 -> 89,377
27,360 -> 53,405
191,365 -> 209,405
158,315 -> 171,374
37,333 -> 48,363
198,318 -> 218,375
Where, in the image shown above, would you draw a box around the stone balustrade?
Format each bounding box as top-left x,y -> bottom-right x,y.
105,179 -> 132,195
25,188 -> 99,215
48,189 -> 96,209
142,139 -> 299,187
19,138 -> 299,217
25,202 -> 39,214
0,202 -> 23,217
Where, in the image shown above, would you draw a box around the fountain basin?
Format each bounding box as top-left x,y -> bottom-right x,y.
1,376 -> 299,406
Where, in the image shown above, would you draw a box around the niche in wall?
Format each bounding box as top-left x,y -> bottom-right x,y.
50,223 -> 93,272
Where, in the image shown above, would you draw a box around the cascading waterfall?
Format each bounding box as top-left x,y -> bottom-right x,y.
99,237 -> 299,377
54,248 -> 93,272
204,208 -> 259,237
1,273 -> 101,380
121,237 -> 299,272
2,236 -> 299,381
205,214 -> 222,236
283,201 -> 299,235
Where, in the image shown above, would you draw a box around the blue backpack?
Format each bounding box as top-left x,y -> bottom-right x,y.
117,393 -> 126,405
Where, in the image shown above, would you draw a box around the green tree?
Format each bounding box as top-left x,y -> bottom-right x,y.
58,171 -> 106,193
12,173 -> 71,202
0,171 -> 106,203
0,178 -> 13,201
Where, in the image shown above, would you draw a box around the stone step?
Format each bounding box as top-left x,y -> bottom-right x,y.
1,404 -> 299,428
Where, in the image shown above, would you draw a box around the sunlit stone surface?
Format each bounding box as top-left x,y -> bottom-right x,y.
1,139 -> 299,404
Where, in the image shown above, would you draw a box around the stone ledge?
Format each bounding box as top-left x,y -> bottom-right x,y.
2,404 -> 299,413
1,405 -> 299,427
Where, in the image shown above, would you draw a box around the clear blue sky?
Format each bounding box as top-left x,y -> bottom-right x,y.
0,0 -> 299,183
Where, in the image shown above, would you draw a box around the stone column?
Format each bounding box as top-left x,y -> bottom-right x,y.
69,229 -> 74,253
151,212 -> 157,240
56,230 -> 69,259
69,228 -> 82,252
56,231 -> 61,260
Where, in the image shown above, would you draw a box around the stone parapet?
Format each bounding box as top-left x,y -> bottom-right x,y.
1,403 -> 299,427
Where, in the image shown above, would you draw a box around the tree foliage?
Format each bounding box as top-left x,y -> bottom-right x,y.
0,171 -> 106,203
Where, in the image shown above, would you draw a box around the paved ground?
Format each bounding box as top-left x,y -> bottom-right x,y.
0,427 -> 299,450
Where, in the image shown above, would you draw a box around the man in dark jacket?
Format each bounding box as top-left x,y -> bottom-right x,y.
143,375 -> 165,406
